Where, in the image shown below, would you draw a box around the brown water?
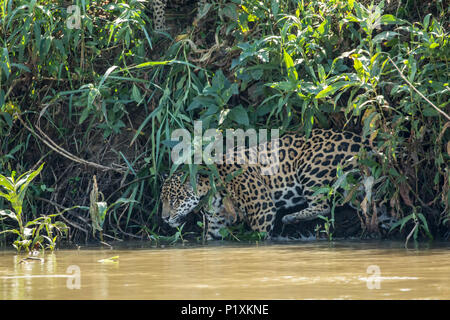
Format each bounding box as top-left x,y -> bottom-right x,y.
0,241 -> 449,300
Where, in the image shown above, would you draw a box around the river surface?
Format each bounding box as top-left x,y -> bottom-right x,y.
0,241 -> 449,299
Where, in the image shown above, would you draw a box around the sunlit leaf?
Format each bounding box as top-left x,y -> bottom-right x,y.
283,49 -> 298,81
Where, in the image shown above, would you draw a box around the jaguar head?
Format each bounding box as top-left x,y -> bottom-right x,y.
160,172 -> 201,228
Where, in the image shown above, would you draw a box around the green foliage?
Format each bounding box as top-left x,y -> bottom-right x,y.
218,223 -> 267,242
89,175 -> 137,240
1,0 -> 448,243
316,215 -> 334,241
0,163 -> 69,252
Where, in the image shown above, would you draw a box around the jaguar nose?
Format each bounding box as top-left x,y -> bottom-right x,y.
161,202 -> 171,221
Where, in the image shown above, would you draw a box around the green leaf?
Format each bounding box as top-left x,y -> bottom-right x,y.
0,229 -> 21,236
134,60 -> 173,68
388,167 -> 400,177
429,43 -> 439,49
389,214 -> 413,232
0,174 -> 14,191
417,213 -> 432,239
87,87 -> 100,109
250,69 -> 263,80
312,187 -> 332,197
373,31 -> 399,43
132,84 -> 142,103
283,49 -> 298,81
315,81 -> 358,99
10,63 -> 31,73
0,112 -> 13,128
227,105 -> 249,126
79,107 -> 91,124
271,0 -> 279,16
219,227 -> 229,238
16,163 -> 44,205
379,14 -> 403,25
161,139 -> 183,148
351,55 -> 367,81
96,202 -> 108,228
0,209 -> 18,222
423,13 -> 432,30
0,47 -> 11,79
98,66 -> 118,89
422,107 -> 439,117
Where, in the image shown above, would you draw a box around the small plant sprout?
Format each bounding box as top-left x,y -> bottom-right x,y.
0,163 -> 69,252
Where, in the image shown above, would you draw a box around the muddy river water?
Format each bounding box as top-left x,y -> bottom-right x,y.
0,241 -> 449,299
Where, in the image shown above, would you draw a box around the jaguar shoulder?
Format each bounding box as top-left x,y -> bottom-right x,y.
160,128 -> 371,240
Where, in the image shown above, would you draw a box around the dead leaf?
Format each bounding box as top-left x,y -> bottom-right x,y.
175,34 -> 189,42
370,202 -> 379,233
369,129 -> 378,145
399,182 -> 414,207
361,197 -> 370,227
98,256 -> 119,263
389,192 -> 400,219
362,108 -> 375,124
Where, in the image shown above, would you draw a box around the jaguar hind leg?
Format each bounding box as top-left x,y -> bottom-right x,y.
229,171 -> 277,239
281,194 -> 330,224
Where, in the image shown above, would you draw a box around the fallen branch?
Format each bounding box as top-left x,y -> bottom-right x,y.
405,220 -> 419,249
35,197 -> 90,235
17,110 -> 125,173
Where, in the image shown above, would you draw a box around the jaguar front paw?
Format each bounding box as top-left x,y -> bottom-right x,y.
281,214 -> 297,225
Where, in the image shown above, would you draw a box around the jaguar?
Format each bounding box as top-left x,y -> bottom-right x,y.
152,0 -> 208,31
160,128 -> 370,240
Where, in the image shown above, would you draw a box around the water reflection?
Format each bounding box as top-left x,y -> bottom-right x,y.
0,242 -> 449,299
2,254 -> 56,299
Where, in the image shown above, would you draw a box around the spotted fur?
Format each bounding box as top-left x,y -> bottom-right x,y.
160,128 -> 369,240
152,0 -> 208,31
